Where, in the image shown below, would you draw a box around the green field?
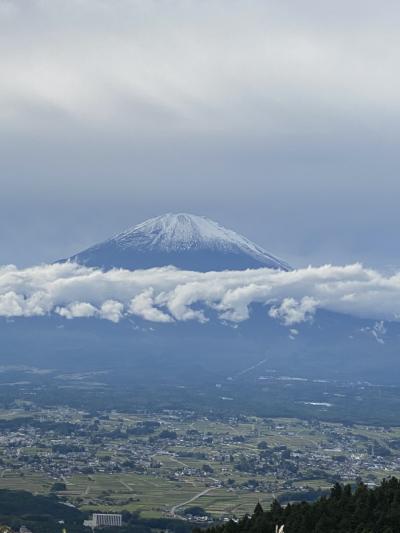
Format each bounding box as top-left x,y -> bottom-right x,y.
0,470 -> 272,518
1,409 -> 400,519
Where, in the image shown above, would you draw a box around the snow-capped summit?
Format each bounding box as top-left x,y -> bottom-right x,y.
65,213 -> 291,271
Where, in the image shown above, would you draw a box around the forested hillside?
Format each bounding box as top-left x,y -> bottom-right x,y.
200,478 -> 400,533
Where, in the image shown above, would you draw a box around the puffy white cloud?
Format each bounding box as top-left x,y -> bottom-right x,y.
0,262 -> 400,325
56,299 -> 123,322
56,302 -> 97,319
129,289 -> 173,323
0,291 -> 25,316
268,297 -> 318,325
99,300 -> 124,323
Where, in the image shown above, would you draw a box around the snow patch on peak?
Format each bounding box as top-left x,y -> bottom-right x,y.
66,212 -> 291,272
110,213 -> 290,270
114,213 -> 226,250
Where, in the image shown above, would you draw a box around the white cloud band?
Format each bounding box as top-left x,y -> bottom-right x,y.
0,262 -> 400,326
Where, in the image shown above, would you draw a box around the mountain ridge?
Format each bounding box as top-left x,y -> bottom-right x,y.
64,213 -> 291,272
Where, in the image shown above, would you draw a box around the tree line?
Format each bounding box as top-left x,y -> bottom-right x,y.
199,477 -> 400,533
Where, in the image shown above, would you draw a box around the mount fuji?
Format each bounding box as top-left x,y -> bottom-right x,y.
1,212 -> 400,413
63,213 -> 291,272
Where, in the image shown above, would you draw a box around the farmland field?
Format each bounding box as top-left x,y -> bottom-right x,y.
1,403 -> 400,519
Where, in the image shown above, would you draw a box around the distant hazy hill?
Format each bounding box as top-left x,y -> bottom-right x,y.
1,304 -> 400,388
62,213 -> 291,271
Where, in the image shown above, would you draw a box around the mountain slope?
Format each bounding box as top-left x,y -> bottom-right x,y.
63,213 -> 291,271
1,306 -> 399,385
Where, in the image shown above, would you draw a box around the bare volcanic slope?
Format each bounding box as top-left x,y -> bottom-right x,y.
63,213 -> 291,271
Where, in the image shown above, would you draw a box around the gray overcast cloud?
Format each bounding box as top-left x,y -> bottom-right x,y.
0,0 -> 400,268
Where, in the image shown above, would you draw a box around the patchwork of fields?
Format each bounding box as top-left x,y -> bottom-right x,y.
1,406 -> 400,519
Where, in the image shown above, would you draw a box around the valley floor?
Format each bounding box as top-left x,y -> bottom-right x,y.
1,404 -> 400,520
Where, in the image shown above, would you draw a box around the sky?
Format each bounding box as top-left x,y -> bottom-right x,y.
1,0 -> 400,270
